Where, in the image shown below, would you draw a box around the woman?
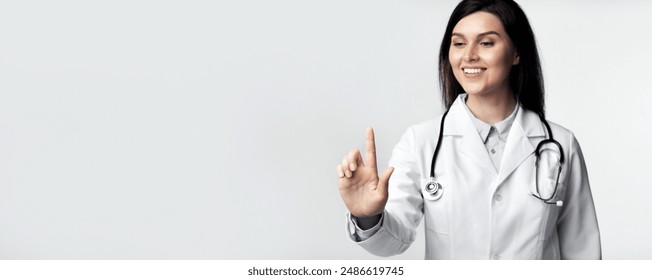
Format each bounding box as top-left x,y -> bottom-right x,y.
336,0 -> 601,259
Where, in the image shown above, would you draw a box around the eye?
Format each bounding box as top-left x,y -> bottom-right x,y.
452,42 -> 465,47
480,41 -> 495,47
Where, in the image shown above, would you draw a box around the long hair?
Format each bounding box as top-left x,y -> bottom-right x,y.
438,0 -> 545,117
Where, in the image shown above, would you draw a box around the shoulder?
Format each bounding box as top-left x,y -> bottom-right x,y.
546,119 -> 573,140
522,108 -> 583,158
394,115 -> 445,151
545,119 -> 580,147
410,116 -> 443,138
519,108 -> 578,144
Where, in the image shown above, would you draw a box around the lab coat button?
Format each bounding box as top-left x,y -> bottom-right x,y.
493,255 -> 501,260
495,194 -> 503,201
491,148 -> 496,154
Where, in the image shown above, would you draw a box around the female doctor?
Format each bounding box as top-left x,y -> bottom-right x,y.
336,0 -> 601,259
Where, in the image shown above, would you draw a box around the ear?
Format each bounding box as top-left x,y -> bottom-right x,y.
513,51 -> 520,65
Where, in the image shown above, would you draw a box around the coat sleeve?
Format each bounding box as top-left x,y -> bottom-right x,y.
345,126 -> 424,256
557,132 -> 602,259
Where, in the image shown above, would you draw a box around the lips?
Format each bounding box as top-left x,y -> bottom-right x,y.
463,68 -> 487,74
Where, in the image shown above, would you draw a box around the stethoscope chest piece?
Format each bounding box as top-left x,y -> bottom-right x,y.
423,178 -> 444,201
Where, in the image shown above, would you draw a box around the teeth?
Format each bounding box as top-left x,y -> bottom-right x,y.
463,68 -> 485,74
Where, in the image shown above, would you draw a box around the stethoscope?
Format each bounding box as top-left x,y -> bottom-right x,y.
423,108 -> 565,207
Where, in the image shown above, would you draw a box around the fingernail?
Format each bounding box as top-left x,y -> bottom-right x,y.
338,171 -> 344,177
350,163 -> 355,170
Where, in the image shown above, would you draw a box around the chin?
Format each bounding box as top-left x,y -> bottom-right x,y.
460,88 -> 486,95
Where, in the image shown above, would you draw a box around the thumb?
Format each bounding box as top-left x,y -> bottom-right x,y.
377,167 -> 395,195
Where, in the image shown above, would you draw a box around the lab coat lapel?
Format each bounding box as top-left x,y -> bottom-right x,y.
496,107 -> 545,186
446,97 -> 498,177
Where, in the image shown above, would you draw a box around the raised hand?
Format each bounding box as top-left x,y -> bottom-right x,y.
337,127 -> 394,218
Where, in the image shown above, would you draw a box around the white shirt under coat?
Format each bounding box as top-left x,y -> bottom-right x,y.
345,94 -> 601,259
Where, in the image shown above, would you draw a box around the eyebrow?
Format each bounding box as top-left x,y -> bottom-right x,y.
451,31 -> 502,38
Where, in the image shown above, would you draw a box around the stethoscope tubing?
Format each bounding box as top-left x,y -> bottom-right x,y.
424,107 -> 565,204
429,109 -> 450,179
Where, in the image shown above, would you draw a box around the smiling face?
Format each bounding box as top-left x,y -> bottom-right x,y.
449,11 -> 519,98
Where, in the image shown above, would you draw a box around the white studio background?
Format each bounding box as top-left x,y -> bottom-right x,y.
0,0 -> 650,259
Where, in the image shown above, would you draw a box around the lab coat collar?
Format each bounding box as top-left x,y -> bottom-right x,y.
496,104 -> 546,185
442,94 -> 547,180
443,94 -> 498,176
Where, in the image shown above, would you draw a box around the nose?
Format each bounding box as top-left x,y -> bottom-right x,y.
463,45 -> 479,62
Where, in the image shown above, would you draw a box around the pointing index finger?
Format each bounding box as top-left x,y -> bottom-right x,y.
365,127 -> 377,169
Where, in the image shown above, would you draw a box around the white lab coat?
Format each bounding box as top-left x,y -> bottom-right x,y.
346,95 -> 601,259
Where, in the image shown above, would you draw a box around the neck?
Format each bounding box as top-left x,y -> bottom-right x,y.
465,91 -> 517,124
